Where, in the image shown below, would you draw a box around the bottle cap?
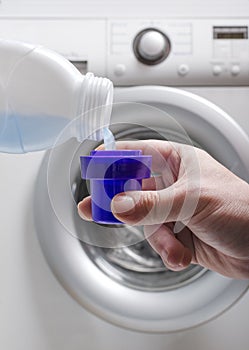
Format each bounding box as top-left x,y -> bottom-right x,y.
80,150 -> 152,224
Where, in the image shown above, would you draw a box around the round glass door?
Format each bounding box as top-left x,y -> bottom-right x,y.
35,87 -> 249,332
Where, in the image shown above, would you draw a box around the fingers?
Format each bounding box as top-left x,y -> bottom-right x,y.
77,197 -> 193,272
111,185 -> 188,226
77,175 -> 174,223
144,224 -> 192,271
76,176 -> 163,222
77,196 -> 92,221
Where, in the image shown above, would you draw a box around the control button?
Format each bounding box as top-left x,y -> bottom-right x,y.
178,64 -> 189,76
139,31 -> 166,58
133,28 -> 171,65
231,65 -> 240,76
114,64 -> 126,76
213,65 -> 222,76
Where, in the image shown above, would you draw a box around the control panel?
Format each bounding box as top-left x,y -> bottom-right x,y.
107,19 -> 249,86
0,17 -> 248,86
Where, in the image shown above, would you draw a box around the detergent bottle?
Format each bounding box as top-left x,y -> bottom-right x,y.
0,39 -> 113,153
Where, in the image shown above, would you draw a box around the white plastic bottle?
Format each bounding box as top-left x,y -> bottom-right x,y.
0,39 -> 113,153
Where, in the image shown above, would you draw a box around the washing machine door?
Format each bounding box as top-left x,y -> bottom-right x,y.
35,86 -> 249,333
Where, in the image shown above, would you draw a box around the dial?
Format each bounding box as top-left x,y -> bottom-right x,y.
133,28 -> 171,65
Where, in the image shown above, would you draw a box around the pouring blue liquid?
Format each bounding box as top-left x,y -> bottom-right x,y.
103,127 -> 116,150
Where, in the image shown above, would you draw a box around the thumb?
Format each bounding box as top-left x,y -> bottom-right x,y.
111,186 -> 188,226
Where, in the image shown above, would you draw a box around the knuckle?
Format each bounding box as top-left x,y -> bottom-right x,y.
138,191 -> 159,215
132,191 -> 162,225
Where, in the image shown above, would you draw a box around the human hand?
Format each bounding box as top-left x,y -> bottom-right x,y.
78,140 -> 249,279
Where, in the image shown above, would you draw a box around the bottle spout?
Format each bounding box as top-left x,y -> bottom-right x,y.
77,73 -> 114,142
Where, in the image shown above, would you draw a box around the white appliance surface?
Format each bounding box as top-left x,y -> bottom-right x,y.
0,2 -> 249,349
0,0 -> 249,17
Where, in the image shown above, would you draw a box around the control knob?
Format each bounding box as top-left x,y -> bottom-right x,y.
133,28 -> 171,65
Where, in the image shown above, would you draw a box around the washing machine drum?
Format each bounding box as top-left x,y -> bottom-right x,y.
35,86 -> 249,333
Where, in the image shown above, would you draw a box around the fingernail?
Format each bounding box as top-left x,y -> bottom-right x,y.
112,194 -> 135,214
161,250 -> 168,263
161,250 -> 183,269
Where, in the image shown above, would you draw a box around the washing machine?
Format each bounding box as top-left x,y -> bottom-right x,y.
0,1 -> 249,350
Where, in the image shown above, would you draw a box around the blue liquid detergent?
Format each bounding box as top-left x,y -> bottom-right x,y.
0,113 -> 70,153
103,127 -> 116,150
